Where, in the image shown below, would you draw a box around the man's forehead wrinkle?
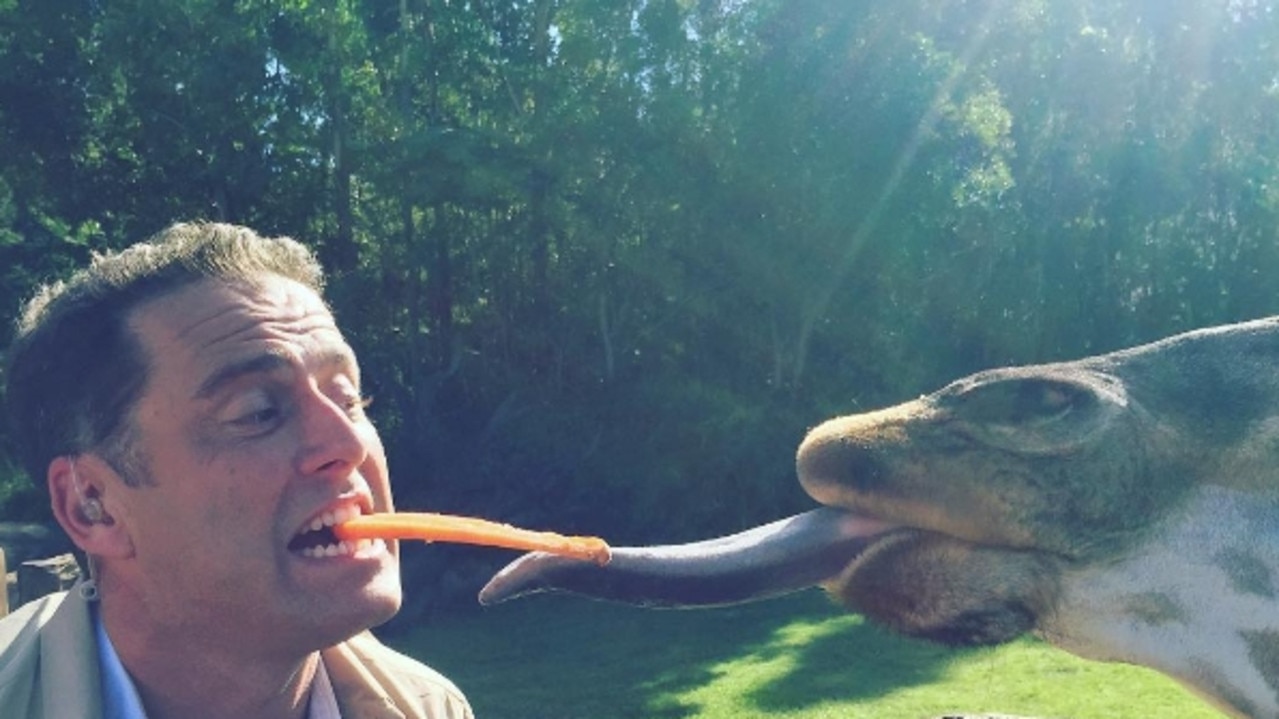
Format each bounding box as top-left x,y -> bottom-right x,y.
129,276 -> 358,402
172,301 -> 249,343
170,294 -> 337,352
189,310 -> 340,354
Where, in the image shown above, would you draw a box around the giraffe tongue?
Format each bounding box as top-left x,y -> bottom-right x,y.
478,508 -> 897,608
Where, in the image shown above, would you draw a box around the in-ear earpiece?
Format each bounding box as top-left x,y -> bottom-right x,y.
82,497 -> 105,524
70,459 -> 105,524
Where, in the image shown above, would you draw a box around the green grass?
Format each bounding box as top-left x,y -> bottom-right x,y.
388,590 -> 1226,719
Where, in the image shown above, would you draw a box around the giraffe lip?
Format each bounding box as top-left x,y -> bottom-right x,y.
479,507 -> 900,607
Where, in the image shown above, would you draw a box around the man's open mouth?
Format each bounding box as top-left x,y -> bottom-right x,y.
289,504 -> 385,558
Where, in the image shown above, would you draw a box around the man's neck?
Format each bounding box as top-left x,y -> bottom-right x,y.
98,594 -> 320,719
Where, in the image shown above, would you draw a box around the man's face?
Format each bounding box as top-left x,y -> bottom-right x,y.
108,275 -> 401,653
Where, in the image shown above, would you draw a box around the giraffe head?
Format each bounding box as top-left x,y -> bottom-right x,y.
483,317 -> 1279,718
793,319 -> 1279,717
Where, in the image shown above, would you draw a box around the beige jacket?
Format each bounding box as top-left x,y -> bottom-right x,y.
0,586 -> 473,718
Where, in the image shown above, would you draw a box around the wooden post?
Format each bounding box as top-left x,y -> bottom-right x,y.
0,547 -> 8,617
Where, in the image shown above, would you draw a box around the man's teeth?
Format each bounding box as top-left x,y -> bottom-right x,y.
309,505 -> 359,533
297,506 -> 384,558
300,538 -> 382,559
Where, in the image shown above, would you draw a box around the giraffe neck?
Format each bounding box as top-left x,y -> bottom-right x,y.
1038,486 -> 1279,719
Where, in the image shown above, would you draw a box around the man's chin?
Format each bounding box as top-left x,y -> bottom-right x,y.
359,565 -> 404,624
295,555 -> 403,635
301,584 -> 402,650
367,575 -> 404,627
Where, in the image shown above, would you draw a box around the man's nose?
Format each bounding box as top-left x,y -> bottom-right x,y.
296,389 -> 369,476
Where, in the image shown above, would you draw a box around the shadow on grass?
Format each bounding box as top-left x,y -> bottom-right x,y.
393,590 -> 962,719
743,606 -> 971,712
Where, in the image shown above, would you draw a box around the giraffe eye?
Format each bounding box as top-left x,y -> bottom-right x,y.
959,378 -> 1092,426
1021,382 -> 1077,418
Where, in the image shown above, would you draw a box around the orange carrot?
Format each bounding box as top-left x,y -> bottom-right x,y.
333,513 -> 612,565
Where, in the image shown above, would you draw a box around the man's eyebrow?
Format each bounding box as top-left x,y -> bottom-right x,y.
193,353 -> 289,401
192,347 -> 361,401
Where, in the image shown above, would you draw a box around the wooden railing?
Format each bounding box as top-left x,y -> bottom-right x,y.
1,548 -> 81,617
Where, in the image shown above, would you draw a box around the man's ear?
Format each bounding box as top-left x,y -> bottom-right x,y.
48,454 -> 134,560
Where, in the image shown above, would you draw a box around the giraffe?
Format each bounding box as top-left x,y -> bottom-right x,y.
481,317 -> 1279,718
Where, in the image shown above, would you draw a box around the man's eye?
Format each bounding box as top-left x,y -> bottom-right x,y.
235,406 -> 281,426
224,392 -> 284,431
343,394 -> 373,419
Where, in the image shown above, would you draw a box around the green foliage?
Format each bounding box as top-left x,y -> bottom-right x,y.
0,455 -> 42,522
1,2 -> 1278,618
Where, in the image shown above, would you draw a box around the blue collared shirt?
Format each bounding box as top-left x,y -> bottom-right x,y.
92,606 -> 147,719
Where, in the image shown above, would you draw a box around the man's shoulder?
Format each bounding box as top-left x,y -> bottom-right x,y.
345,631 -> 466,695
0,591 -> 67,658
327,630 -> 473,719
0,590 -> 69,707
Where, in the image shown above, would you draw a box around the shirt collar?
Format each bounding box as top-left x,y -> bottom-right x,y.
308,655 -> 342,719
92,605 -> 149,719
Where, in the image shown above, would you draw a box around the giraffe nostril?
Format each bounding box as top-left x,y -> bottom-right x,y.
797,435 -> 891,506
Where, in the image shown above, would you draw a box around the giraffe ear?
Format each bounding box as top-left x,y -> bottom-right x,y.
48,455 -> 135,560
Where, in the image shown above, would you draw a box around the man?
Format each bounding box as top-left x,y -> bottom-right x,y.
0,222 -> 473,718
